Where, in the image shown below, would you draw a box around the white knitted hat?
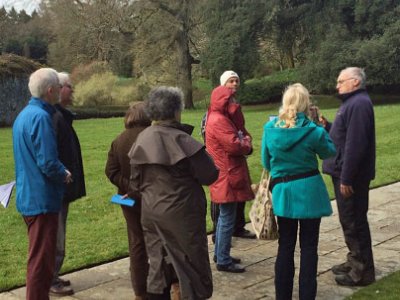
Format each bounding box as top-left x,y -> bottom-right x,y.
220,71 -> 239,86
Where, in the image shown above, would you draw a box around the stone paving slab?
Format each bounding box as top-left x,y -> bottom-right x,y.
2,182 -> 400,299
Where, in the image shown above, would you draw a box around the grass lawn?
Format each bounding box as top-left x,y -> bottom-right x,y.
346,271 -> 400,300
1,95 -> 400,292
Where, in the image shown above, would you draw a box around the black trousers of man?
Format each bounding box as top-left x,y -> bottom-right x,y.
332,177 -> 375,283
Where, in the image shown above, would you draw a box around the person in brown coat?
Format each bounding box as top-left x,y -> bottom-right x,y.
105,102 -> 151,300
128,86 -> 219,300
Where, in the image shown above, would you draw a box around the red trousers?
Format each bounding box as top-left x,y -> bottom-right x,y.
23,213 -> 58,300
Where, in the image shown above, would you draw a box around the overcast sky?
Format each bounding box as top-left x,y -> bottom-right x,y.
0,0 -> 41,15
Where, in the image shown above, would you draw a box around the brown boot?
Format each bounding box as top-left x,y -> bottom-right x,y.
170,283 -> 181,300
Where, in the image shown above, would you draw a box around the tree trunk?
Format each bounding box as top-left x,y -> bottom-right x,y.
174,2 -> 194,109
176,29 -> 194,109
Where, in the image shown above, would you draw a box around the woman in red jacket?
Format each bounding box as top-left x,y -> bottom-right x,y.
205,85 -> 254,273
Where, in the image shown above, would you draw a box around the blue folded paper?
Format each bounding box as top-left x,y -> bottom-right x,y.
111,194 -> 135,207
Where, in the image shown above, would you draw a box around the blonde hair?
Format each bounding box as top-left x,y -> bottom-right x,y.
277,83 -> 311,128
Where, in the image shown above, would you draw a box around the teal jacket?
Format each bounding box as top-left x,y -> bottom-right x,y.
261,113 -> 336,219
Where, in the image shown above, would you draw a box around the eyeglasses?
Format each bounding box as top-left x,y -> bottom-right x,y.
337,78 -> 355,85
227,79 -> 239,84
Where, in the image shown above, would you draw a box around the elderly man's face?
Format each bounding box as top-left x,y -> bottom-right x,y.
60,81 -> 74,107
225,76 -> 240,92
336,71 -> 360,94
47,83 -> 61,105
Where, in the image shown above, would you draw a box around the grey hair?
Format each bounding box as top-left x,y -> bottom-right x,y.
145,86 -> 184,121
28,68 -> 59,98
58,72 -> 70,86
341,67 -> 366,89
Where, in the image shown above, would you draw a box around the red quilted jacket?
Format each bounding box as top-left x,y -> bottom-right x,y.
205,86 -> 255,203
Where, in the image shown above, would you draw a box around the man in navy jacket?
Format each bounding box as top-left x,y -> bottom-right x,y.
322,67 -> 376,287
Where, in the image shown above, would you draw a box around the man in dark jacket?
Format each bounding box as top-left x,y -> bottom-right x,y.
322,67 -> 376,287
50,72 -> 86,296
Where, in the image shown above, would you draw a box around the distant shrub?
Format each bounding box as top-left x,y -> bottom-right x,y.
111,84 -> 140,104
71,61 -> 112,84
74,72 -> 117,106
73,71 -> 142,106
238,69 -> 299,104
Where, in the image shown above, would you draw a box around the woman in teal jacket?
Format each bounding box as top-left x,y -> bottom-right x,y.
261,83 -> 336,300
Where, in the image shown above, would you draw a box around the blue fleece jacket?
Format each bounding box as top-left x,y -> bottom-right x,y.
13,97 -> 66,216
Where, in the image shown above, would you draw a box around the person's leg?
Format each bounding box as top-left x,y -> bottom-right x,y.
215,202 -> 237,266
232,202 -> 256,239
147,286 -> 171,300
348,178 -> 375,282
122,204 -> 149,297
275,217 -> 298,300
299,218 -> 321,300
210,202 -> 220,243
53,200 -> 69,283
234,202 -> 246,231
333,177 -> 374,283
24,213 -> 58,300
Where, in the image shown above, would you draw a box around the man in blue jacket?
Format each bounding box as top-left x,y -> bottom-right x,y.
13,68 -> 72,300
322,67 -> 376,287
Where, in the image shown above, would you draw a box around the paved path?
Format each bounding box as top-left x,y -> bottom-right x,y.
1,182 -> 400,299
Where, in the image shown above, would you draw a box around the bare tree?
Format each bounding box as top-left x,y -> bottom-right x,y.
44,0 -> 139,74
133,0 -> 206,109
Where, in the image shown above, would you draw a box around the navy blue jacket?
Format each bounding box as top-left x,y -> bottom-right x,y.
322,89 -> 376,185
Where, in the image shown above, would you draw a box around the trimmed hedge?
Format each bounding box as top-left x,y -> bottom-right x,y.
238,69 -> 300,104
70,105 -> 129,120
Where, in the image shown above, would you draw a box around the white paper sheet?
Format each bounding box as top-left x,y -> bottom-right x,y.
0,181 -> 16,208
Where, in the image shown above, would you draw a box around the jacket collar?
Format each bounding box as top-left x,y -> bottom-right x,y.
152,120 -> 194,135
29,97 -> 56,115
336,88 -> 366,102
55,103 -> 75,122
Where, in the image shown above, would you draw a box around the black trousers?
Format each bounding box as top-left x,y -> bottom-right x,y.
332,177 -> 375,282
211,201 -> 245,235
275,217 -> 321,300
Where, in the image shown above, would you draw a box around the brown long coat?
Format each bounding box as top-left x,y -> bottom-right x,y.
105,126 -> 149,296
128,120 -> 218,300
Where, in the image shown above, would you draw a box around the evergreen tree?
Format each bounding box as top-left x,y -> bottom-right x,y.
201,0 -> 266,86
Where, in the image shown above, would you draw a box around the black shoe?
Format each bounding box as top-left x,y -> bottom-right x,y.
216,263 -> 245,273
335,274 -> 375,287
331,262 -> 351,275
213,255 -> 241,264
54,277 -> 71,287
232,229 -> 256,239
49,283 -> 74,296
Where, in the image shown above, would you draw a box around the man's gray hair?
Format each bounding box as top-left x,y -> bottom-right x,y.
342,67 -> 366,89
58,72 -> 70,86
145,86 -> 184,121
28,68 -> 59,98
